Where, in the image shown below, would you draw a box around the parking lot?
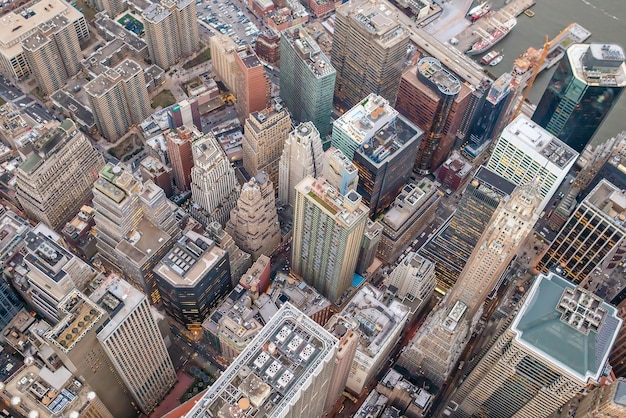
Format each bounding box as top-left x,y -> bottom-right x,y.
196,0 -> 263,47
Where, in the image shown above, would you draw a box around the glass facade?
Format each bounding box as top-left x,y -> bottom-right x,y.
0,278 -> 22,329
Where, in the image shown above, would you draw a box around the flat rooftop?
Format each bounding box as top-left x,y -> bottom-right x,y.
584,179 -> 626,228
142,3 -> 172,24
90,276 -> 145,341
115,218 -> 171,265
50,90 -> 95,128
334,93 -> 399,147
186,303 -> 338,418
0,210 -> 30,266
511,272 -> 622,382
572,43 -> 626,87
282,26 -> 335,78
84,68 -> 122,97
238,49 -> 262,69
94,12 -> 147,53
268,273 -> 331,318
383,179 -> 438,229
417,57 -> 461,96
115,58 -> 142,81
338,0 -> 407,47
23,231 -> 74,283
192,133 -> 225,170
326,147 -> 358,174
474,166 -> 517,197
501,115 -> 578,170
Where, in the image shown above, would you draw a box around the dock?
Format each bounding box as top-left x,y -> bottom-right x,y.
454,0 -> 537,54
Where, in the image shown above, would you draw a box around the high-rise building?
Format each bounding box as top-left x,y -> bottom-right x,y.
255,32 -> 280,65
322,147 -> 359,195
0,0 -> 89,80
538,179 -> 626,284
378,179 -> 440,263
278,122 -> 325,206
207,221 -> 252,286
448,273 -> 622,418
339,284 -> 409,394
350,98 -> 424,216
166,125 -> 201,192
15,120 -> 104,229
168,98 -> 202,131
532,43 -> 626,153
280,26 -> 336,137
400,181 -> 540,386
235,47 -> 270,120
210,34 -> 243,93
154,230 -> 231,330
239,254 -> 271,293
93,0 -> 126,18
356,220 -> 383,275
0,278 -> 23,330
331,0 -> 409,110
242,102 -> 292,187
324,314 -> 360,412
142,0 -> 199,69
226,173 -> 281,260
139,155 -> 173,197
419,167 -> 516,293
395,57 -> 469,174
190,132 -> 240,226
91,276 -> 177,415
86,58 -> 152,141
185,302 -> 339,418
22,15 -> 82,95
292,176 -> 369,302
486,114 -> 579,212
387,252 -> 436,317
567,378 -> 626,418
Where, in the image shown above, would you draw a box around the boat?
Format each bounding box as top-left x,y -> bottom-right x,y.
480,50 -> 500,65
468,2 -> 491,22
524,9 -> 536,17
466,18 -> 517,56
489,55 -> 503,66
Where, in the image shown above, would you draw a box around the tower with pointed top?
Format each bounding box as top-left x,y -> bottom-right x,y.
398,180 -> 541,386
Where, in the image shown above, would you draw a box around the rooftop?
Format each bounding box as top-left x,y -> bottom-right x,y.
474,165 -> 517,197
417,57 -> 461,96
325,147 -> 358,174
383,178 -> 439,229
23,230 -> 74,284
238,48 -> 262,69
115,58 -> 142,81
334,94 -> 399,147
94,12 -> 147,53
154,231 -> 224,287
511,272 -> 622,382
584,179 -> 626,229
572,43 -> 626,87
501,115 -> 578,170
142,3 -> 172,24
268,273 -> 331,318
0,210 -> 30,267
187,303 -> 338,418
115,218 -> 171,265
50,90 -> 95,128
282,26 -> 335,78
192,133 -> 224,170
84,68 -> 121,97
339,0 -> 408,47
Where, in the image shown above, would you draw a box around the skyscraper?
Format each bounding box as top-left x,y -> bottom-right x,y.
166,125 -> 201,192
190,132 -> 240,226
0,278 -> 22,330
278,122 -> 325,206
242,102 -> 292,188
387,252 -> 436,317
280,25 -> 336,137
448,273 -> 622,418
226,173 -> 281,261
567,378 -> 626,417
324,314 -> 360,412
532,43 -> 626,153
15,120 -> 104,230
210,34 -> 243,94
142,0 -> 199,69
331,0 -> 409,110
356,220 -> 383,275
419,167 -> 516,294
486,114 -> 579,212
92,276 -> 177,415
86,58 -> 152,141
395,57 -> 466,174
235,47 -> 271,120
322,147 -> 359,195
185,302 -> 339,418
400,181 -> 540,386
538,179 -> 626,285
292,176 -> 369,302
207,221 -> 252,286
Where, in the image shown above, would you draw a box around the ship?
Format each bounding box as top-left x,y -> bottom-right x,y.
466,18 -> 517,56
480,50 -> 500,65
489,55 -> 503,66
468,2 -> 491,22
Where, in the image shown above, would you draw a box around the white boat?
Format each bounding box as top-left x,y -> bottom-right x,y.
489,55 -> 503,66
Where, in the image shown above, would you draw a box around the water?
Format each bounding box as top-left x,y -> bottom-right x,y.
482,0 -> 626,144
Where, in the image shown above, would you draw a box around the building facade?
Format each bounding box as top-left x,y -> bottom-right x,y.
235,47 -> 270,120
322,147 -> 359,195
166,125 -> 201,192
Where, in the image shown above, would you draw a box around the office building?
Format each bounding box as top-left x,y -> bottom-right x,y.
139,180 -> 181,239
356,220 -> 383,275
168,98 -> 202,131
242,102 -> 292,188
278,122 -> 325,206
239,254 -> 271,293
0,211 -> 30,269
563,378 -> 626,418
419,167 -> 516,293
22,15 -> 82,95
532,43 -> 626,153
378,179 -> 440,264
436,151 -> 473,192
324,314 -> 360,412
210,34 -> 243,93
400,181 -> 540,386
539,179 -> 626,284
226,173 -> 281,261
0,277 -> 23,330
351,100 -> 424,216
280,26 -> 336,137
43,289 -> 138,417
340,284 -> 409,394
331,0 -> 409,110
207,221 -> 251,286
486,115 -> 579,212
190,132 -> 240,226
322,147 -> 359,195
186,302 -> 339,418
255,32 -> 280,65
387,252 -> 435,318
139,155 -> 173,197
235,47 -> 270,120
142,0 -> 199,69
92,276 -> 177,415
395,57 -> 470,173
154,230 -> 230,330
86,58 -> 151,141
0,0 -> 89,80
292,176 -> 369,302
167,125 -> 201,192
15,119 -> 105,230
449,273 -> 622,418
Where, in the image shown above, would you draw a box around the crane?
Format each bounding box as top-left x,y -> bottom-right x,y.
512,35 -> 550,119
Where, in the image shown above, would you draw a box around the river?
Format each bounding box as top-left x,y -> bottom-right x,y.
470,0 -> 626,145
